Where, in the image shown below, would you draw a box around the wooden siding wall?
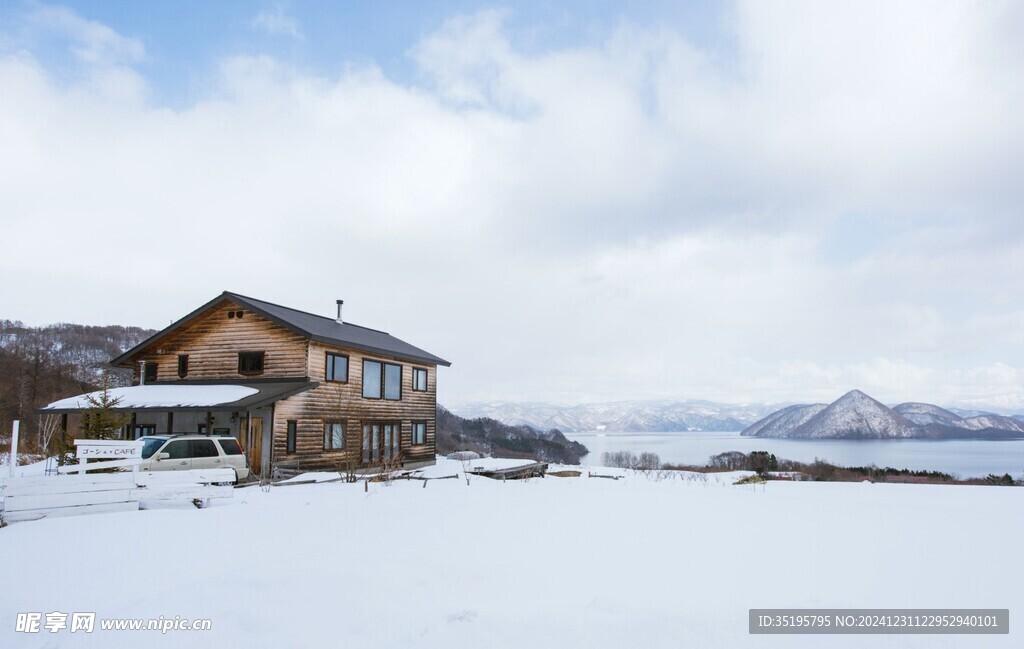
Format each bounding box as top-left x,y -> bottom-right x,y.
128,301 -> 309,382
272,341 -> 437,471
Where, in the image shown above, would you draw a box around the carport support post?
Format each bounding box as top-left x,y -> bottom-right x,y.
8,420 -> 19,478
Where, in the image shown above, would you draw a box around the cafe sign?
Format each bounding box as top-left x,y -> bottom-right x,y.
74,439 -> 144,459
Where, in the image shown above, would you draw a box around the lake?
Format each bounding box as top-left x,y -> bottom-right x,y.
564,431 -> 1024,479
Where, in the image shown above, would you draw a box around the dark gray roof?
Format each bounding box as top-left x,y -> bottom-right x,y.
228,293 -> 451,366
111,291 -> 450,367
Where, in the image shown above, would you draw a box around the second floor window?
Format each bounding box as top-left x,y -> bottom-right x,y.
362,360 -> 402,400
326,353 -> 348,382
238,351 -> 265,375
412,368 -> 427,391
144,362 -> 157,383
177,354 -> 189,378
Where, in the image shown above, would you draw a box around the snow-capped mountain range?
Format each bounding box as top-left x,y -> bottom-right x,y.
451,393 -> 1024,437
450,400 -> 780,433
742,390 -> 1024,439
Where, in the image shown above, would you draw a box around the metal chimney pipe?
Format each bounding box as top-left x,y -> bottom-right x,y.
336,299 -> 344,324
139,360 -> 147,385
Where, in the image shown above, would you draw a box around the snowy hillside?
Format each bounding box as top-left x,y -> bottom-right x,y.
892,402 -> 962,426
1,460 -> 1020,648
958,414 -> 1024,433
436,406 -> 587,463
894,403 -> 1024,433
739,403 -> 827,437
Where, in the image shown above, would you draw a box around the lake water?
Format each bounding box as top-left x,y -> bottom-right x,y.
564,431 -> 1024,479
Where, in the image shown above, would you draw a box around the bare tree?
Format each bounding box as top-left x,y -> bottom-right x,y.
37,413 -> 62,456
376,450 -> 403,485
337,452 -> 360,484
709,451 -> 747,471
637,452 -> 661,471
602,450 -> 659,470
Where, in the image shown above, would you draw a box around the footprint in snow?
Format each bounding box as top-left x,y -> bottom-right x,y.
447,610 -> 478,623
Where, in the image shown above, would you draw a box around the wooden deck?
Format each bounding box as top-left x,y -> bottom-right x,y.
468,461 -> 548,480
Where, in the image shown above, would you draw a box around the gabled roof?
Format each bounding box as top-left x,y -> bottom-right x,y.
111,291 -> 451,368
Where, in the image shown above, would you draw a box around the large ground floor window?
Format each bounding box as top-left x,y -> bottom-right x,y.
361,421 -> 401,464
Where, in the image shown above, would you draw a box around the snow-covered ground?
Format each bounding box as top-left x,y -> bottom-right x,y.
1,458 -> 1021,648
0,455 -> 53,481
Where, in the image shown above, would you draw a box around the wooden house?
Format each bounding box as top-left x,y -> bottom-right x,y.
41,292 -> 450,477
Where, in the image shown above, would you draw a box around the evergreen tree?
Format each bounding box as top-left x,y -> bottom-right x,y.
55,371 -> 129,466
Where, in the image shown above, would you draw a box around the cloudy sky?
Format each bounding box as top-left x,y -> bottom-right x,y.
1,1 -> 1022,410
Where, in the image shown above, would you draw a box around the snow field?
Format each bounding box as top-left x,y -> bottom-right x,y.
1,460 -> 1021,648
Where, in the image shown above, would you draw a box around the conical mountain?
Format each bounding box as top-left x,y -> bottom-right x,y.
788,389 -> 915,439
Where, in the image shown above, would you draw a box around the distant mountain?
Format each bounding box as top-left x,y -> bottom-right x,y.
436,406 -> 588,464
893,402 -> 962,426
948,407 -> 996,418
957,414 -> 1024,433
744,390 -> 1024,439
451,400 -> 774,433
739,403 -> 827,438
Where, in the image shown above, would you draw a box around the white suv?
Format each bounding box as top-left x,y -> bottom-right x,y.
137,435 -> 250,482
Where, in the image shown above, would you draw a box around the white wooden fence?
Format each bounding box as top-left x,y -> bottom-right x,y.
0,428 -> 234,524
1,470 -> 235,524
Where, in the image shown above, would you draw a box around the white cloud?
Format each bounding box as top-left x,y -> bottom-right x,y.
29,5 -> 145,65
251,4 -> 303,40
1,2 -> 1023,409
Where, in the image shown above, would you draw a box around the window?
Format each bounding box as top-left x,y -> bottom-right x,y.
362,360 -> 402,400
286,421 -> 297,454
191,439 -> 219,458
412,422 -> 426,445
326,353 -> 348,382
384,363 -> 401,400
412,368 -> 428,391
362,360 -> 381,398
177,354 -> 189,378
142,438 -> 165,459
324,421 -> 345,450
238,351 -> 265,375
162,440 -> 189,459
218,438 -> 243,456
361,422 -> 400,464
133,424 -> 156,440
144,362 -> 157,383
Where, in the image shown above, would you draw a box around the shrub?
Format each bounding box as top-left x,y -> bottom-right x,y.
600,450 -> 660,470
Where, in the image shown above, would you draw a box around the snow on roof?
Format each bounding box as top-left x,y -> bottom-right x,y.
42,385 -> 259,411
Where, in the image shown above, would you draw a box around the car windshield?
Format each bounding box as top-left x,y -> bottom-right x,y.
141,438 -> 167,459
